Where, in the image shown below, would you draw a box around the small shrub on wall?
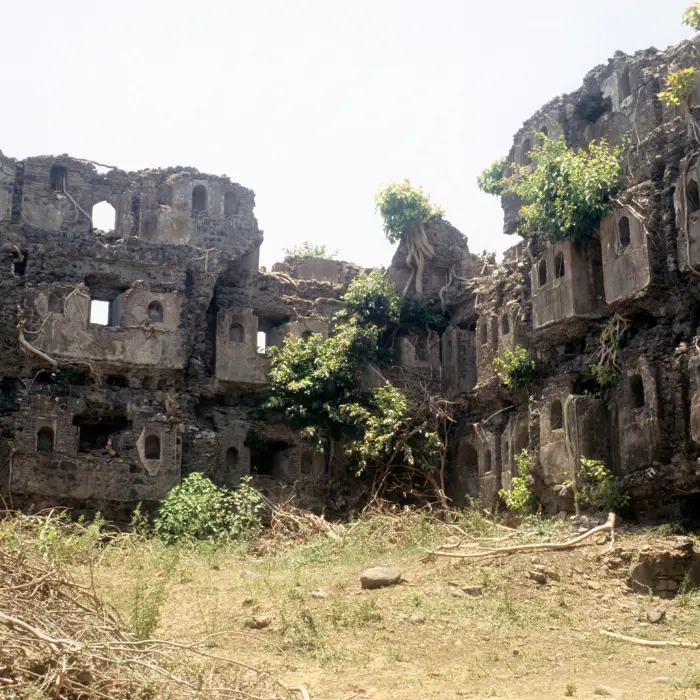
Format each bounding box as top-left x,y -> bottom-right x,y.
493,346 -> 537,390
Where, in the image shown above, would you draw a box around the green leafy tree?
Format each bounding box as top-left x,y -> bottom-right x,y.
683,2 -> 700,31
374,179 -> 444,298
263,270 -> 447,494
283,241 -> 338,259
477,157 -> 508,196
507,136 -> 622,242
493,346 -> 537,390
155,473 -> 264,545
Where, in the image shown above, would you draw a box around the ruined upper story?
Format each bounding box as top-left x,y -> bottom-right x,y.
0,151 -> 261,257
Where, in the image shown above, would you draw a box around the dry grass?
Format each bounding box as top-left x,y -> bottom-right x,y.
4,508 -> 700,699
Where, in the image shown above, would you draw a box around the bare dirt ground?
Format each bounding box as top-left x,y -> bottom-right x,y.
82,514 -> 700,700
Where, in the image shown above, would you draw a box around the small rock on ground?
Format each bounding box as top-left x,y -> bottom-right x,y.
651,677 -> 670,685
528,570 -> 548,585
360,566 -> 402,590
244,617 -> 272,630
594,685 -> 623,698
410,611 -> 426,624
647,606 -> 666,623
462,586 -> 484,596
311,588 -> 328,599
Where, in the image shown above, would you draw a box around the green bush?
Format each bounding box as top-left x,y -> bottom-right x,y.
477,157 -> 507,196
658,68 -> 697,107
571,458 -> 628,512
506,137 -> 621,242
339,270 -> 400,326
283,241 -> 338,259
374,179 -> 444,244
493,346 -> 537,390
155,473 -> 264,545
499,449 -> 538,514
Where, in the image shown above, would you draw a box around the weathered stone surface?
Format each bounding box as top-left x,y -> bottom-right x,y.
593,685 -> 624,698
360,567 -> 402,590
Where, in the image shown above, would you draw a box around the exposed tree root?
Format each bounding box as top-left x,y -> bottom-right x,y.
601,630 -> 700,649
423,513 -> 616,560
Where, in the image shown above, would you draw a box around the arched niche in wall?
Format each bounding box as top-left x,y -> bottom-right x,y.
192,185 -> 208,213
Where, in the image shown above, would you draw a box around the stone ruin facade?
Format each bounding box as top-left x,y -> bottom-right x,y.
2,35 -> 700,519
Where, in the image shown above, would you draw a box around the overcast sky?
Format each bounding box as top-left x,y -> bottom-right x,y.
2,0 -> 694,268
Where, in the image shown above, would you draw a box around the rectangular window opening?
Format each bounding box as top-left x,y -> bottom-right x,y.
90,299 -> 111,326
257,331 -> 267,355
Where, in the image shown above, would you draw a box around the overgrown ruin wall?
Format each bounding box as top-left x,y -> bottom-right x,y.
3,34 -> 700,519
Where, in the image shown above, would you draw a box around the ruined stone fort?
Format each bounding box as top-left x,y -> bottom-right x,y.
2,36 -> 700,519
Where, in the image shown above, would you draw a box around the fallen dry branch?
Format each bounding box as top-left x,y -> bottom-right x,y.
0,529 -> 292,699
423,513 -> 616,561
601,630 -> 700,649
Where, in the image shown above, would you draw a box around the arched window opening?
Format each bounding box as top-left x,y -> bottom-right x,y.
224,191 -> 237,216
550,400 -> 563,431
619,69 -> 631,101
540,126 -> 548,138
50,166 -> 67,192
257,331 -> 267,355
501,314 -> 510,336
688,180 -> 700,214
484,449 -> 492,473
302,330 -> 313,341
229,323 -> 244,342
147,301 -> 164,323
480,322 -> 488,346
92,201 -> 116,232
521,138 -> 532,165
145,434 -> 161,460
554,251 -> 565,278
618,216 -> 631,248
630,375 -> 645,409
301,452 -> 313,476
192,185 -> 208,213
226,446 -> 239,470
37,426 -> 54,453
538,258 -> 548,287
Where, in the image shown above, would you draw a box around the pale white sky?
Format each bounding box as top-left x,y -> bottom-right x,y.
2,1 -> 694,268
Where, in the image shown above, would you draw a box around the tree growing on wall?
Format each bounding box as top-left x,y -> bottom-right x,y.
375,179 -> 444,299
263,270 -> 451,502
478,137 -> 622,243
683,2 -> 700,31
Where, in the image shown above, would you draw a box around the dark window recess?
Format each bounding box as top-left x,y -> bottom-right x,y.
540,126 -> 548,138
501,315 -> 510,335
302,330 -> 313,341
538,259 -> 548,286
484,449 -> 492,473
618,216 -> 631,248
12,250 -> 27,276
415,336 -> 429,361
445,338 -> 453,362
247,439 -> 290,476
301,452 -> 313,475
630,375 -> 645,409
145,434 -> 161,460
550,400 -> 563,430
480,323 -> 488,345
147,301 -> 164,323
37,426 -> 55,453
50,165 -> 67,192
521,138 -> 532,164
48,292 -> 63,313
229,323 -> 244,342
157,183 -> 173,206
73,415 -> 131,454
688,180 -> 700,214
619,69 -> 631,101
226,446 -> 239,469
554,252 -> 565,278
192,185 -> 207,213
224,191 -> 237,216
